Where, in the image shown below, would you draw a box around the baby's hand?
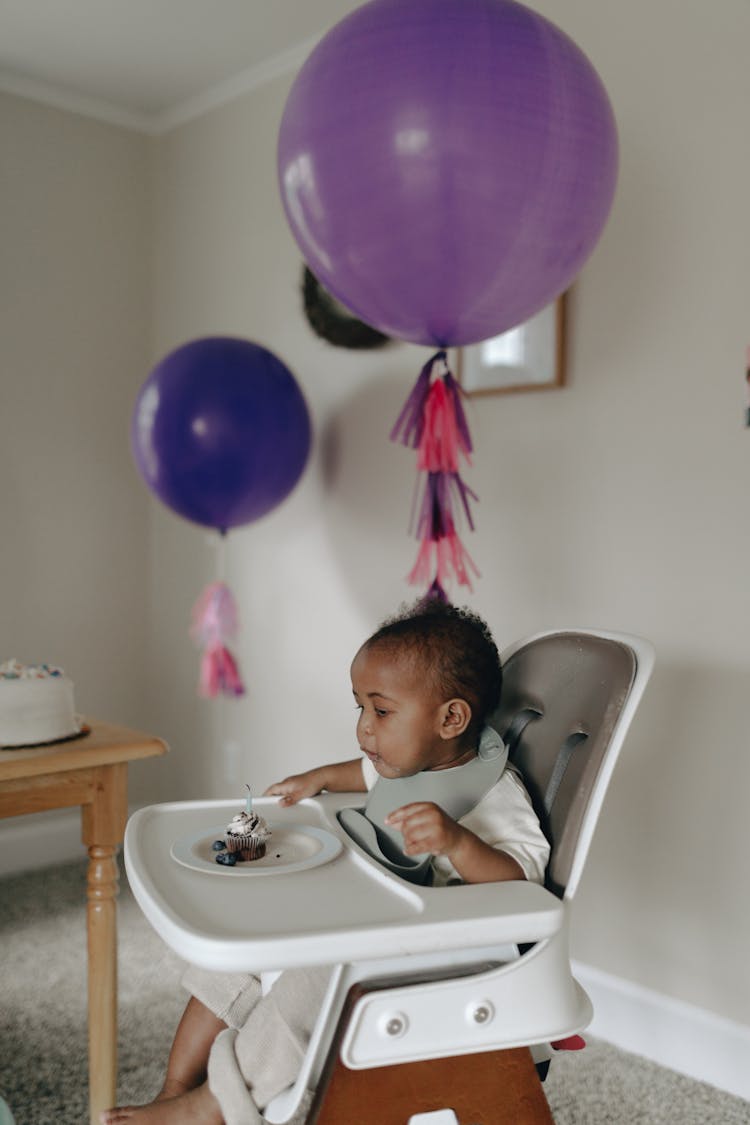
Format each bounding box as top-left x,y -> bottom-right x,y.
263,769 -> 323,806
384,801 -> 464,857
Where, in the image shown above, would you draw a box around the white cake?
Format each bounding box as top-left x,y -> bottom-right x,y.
0,659 -> 80,748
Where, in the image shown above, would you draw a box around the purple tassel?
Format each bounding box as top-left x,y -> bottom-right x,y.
451,472 -> 478,531
390,351 -> 445,449
412,472 -> 478,540
422,579 -> 449,605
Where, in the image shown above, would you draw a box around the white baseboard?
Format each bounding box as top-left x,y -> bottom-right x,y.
1,819 -> 747,1104
573,959 -> 750,1103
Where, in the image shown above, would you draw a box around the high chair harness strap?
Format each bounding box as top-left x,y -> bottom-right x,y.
502,707 -> 542,759
543,730 -> 588,814
501,706 -> 589,813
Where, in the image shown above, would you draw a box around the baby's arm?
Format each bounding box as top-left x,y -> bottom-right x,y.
385,802 -> 525,884
264,759 -> 366,806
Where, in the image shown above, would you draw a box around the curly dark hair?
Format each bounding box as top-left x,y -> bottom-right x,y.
365,599 -> 502,733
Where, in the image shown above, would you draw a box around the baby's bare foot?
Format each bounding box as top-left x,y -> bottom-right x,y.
99,1082 -> 223,1124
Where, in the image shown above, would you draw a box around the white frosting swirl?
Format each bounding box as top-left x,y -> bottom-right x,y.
225,810 -> 271,842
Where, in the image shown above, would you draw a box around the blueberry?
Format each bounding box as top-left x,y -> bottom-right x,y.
216,851 -> 237,866
212,840 -> 226,851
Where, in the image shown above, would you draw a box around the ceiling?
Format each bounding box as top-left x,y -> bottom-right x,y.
0,0 -> 363,131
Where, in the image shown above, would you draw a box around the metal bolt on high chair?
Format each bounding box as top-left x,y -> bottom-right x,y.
125,628 -> 654,1124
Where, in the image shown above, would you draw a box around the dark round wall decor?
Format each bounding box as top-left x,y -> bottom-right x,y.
301,266 -> 391,350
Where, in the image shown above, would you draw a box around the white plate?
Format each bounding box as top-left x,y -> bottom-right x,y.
171,824 -> 343,877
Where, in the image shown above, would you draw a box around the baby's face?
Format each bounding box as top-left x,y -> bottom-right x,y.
351,644 -> 455,778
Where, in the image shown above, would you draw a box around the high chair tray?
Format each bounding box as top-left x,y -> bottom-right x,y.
125,796 -> 563,972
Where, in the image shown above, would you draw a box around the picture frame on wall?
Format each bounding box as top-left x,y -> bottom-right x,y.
456,292 -> 567,395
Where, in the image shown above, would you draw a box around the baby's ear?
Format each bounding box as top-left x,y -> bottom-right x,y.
439,698 -> 472,738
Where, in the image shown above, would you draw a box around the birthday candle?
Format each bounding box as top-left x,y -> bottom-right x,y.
245,784 -> 253,815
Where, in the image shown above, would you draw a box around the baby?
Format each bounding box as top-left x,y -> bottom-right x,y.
102,599 -> 549,1124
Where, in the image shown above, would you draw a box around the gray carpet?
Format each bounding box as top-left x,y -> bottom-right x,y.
1,859 -> 748,1125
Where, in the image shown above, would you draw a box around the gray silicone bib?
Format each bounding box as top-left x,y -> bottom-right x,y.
337,726 -> 507,885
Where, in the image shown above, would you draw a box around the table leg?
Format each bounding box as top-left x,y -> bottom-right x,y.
82,763 -> 128,1125
87,843 -> 119,1123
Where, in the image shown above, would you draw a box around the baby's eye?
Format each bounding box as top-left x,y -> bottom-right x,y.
375,707 -> 389,718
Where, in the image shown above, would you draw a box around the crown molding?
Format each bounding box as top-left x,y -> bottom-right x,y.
153,34 -> 320,134
0,33 -> 319,136
0,67 -> 155,132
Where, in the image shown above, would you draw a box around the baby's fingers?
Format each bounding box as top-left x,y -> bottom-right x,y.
263,780 -> 301,804
262,780 -> 287,796
384,801 -> 434,826
386,803 -> 458,855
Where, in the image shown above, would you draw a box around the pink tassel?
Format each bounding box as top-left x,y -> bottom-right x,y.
392,354 -> 480,602
444,372 -> 473,457
199,643 -> 245,698
407,531 -> 479,593
417,377 -> 472,473
191,581 -> 246,698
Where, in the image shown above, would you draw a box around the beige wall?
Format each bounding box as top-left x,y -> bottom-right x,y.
147,0 -> 750,1028
0,92 -> 152,749
2,0 -> 749,1033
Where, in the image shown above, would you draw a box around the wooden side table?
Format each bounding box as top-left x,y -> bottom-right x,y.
0,719 -> 167,1125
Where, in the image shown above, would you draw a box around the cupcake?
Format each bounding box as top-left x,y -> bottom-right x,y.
224,808 -> 271,861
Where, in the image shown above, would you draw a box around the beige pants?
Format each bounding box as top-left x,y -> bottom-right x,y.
183,964 -> 332,1125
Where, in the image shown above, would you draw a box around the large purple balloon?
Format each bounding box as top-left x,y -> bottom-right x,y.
131,337 -> 311,532
278,0 -> 618,347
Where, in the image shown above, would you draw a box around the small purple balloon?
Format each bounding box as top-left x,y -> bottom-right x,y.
278,0 -> 618,347
131,337 -> 311,532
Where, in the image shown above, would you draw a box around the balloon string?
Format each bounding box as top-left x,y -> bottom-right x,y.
216,534 -> 227,581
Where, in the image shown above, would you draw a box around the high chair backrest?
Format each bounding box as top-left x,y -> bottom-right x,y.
491,629 -> 653,901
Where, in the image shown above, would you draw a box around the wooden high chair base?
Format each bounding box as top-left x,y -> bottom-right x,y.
306,983 -> 555,1125
308,1048 -> 554,1125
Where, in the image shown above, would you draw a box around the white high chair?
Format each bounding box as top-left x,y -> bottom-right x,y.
125,628 -> 653,1124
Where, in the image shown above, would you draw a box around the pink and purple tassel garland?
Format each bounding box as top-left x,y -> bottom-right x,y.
190,581 -> 246,698
391,350 -> 479,602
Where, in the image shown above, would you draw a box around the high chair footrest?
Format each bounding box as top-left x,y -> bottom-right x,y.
307,1046 -> 555,1125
